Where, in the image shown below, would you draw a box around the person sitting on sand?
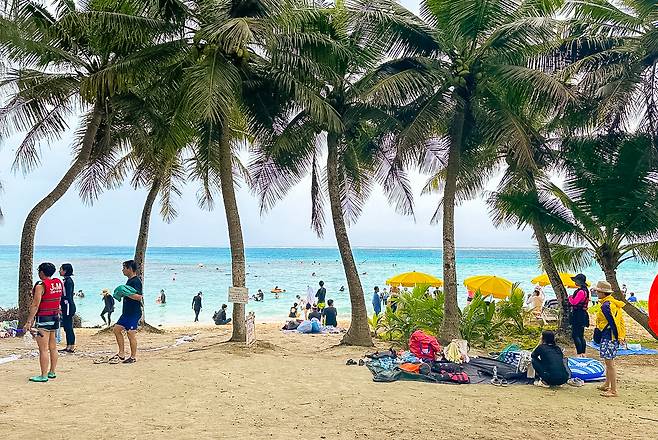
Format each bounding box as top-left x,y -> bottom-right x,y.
531,290 -> 543,318
101,288 -> 115,326
308,305 -> 322,321
322,299 -> 338,327
213,304 -> 232,325
531,330 -> 570,388
23,262 -> 64,382
289,303 -> 299,318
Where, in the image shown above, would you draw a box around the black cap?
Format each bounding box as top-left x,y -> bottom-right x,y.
571,274 -> 587,285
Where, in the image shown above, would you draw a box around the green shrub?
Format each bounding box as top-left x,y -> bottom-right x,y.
495,284 -> 528,333
459,292 -> 503,348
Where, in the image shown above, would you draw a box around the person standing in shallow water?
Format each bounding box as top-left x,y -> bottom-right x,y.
58,263 -> 76,353
569,273 -> 590,356
100,288 -> 115,326
192,292 -> 203,322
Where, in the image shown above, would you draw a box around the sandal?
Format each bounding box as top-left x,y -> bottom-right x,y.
600,391 -> 618,398
47,372 -> 56,379
29,375 -> 48,383
358,359 -> 365,366
597,385 -> 610,391
346,359 -> 357,366
122,357 -> 137,364
108,354 -> 126,365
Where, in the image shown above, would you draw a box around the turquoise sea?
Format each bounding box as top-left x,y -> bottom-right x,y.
0,246 -> 655,326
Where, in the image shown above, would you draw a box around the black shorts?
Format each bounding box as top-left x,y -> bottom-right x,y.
35,315 -> 60,331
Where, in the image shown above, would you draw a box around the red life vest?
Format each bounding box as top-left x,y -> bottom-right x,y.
37,278 -> 63,317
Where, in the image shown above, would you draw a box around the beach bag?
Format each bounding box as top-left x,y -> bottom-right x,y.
409,330 -> 442,361
310,318 -> 321,333
400,363 -> 421,374
297,320 -> 313,334
593,322 -> 610,344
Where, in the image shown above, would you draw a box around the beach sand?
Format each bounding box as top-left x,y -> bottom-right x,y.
1,321 -> 657,440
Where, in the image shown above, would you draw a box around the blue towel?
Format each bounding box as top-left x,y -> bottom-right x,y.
587,341 -> 658,356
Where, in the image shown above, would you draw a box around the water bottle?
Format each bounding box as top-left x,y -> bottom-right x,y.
23,330 -> 36,348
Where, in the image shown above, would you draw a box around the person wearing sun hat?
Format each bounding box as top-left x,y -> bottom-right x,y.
593,280 -> 626,398
568,273 -> 590,355
100,288 -> 115,327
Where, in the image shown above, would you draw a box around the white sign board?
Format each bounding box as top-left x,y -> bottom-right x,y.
228,286 -> 249,304
245,312 -> 256,346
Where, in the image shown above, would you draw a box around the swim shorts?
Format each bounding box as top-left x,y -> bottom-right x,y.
35,315 -> 60,331
599,339 -> 619,360
116,314 -> 141,331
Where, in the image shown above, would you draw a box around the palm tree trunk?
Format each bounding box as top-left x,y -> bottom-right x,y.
439,109 -> 465,343
134,178 -> 161,280
133,178 -> 161,328
18,102 -> 103,327
601,261 -> 657,339
326,133 -> 372,346
218,130 -> 246,342
531,219 -> 571,335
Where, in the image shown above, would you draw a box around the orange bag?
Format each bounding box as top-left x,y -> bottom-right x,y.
399,363 -> 421,374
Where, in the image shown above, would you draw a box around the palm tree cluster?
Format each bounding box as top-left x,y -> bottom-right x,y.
1,0 -> 657,345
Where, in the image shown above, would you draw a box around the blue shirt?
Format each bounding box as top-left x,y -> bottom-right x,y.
372,292 -> 381,314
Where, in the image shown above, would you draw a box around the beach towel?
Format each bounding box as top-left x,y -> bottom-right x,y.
113,285 -> 137,302
587,341 -> 658,356
568,357 -> 605,381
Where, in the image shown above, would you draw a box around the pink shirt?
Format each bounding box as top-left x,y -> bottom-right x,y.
569,288 -> 589,309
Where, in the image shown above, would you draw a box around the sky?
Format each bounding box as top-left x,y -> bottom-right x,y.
0,0 -> 533,249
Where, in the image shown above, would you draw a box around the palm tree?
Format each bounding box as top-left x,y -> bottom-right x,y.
174,0 -> 337,342
0,1 -> 176,325
371,0 -> 571,340
537,132 -> 658,338
486,106 -> 573,335
565,0 -> 658,143
249,0 -> 424,346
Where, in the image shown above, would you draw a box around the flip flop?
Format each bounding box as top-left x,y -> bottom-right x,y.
597,385 -> 610,391
108,354 -> 126,365
600,391 -> 618,398
346,359 -> 357,366
47,372 -> 56,379
122,357 -> 136,364
358,359 -> 365,366
29,375 -> 48,383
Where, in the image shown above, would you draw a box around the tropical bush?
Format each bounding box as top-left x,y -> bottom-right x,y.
372,285 -> 529,348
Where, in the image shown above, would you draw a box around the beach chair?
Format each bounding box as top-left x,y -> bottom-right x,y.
540,307 -> 559,326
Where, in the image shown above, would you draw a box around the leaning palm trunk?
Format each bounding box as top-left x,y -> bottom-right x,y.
18,103 -> 103,326
439,109 -> 465,343
601,261 -> 657,339
133,178 -> 162,330
531,219 -> 571,335
134,178 -> 161,280
218,133 -> 246,342
327,134 -> 372,346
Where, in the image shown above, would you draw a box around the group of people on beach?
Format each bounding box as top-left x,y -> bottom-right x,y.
530,274 -> 626,397
23,259 -> 143,382
286,281 -> 338,327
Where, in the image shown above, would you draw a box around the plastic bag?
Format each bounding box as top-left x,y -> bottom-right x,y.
297,320 -> 313,334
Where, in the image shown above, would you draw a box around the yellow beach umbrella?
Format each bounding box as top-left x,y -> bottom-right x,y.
386,271 -> 444,288
463,275 -> 514,299
531,273 -> 591,289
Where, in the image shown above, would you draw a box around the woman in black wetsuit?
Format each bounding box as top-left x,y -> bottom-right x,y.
59,263 -> 76,353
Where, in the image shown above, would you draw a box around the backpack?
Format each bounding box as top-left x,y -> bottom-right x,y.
408,330 -> 442,361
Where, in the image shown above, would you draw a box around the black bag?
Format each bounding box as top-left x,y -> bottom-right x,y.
593,322 -> 610,344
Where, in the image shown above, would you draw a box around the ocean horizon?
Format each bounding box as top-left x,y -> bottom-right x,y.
1,245 -> 655,326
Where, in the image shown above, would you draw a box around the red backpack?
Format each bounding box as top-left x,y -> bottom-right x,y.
409,330 -> 442,360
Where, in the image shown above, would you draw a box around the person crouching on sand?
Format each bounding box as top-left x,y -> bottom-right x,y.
111,260 -> 143,364
24,262 -> 64,382
531,330 -> 569,388
213,304 -> 232,325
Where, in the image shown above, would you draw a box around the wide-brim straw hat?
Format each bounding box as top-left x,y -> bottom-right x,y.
101,288 -> 110,296
592,280 -> 613,294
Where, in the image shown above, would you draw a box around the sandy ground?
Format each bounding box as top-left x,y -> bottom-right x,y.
1,321 -> 657,440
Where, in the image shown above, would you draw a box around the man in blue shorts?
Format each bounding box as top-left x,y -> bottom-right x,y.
112,260 -> 143,364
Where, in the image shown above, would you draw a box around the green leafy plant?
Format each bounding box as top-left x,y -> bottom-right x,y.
377,284 -> 444,347
495,284 -> 528,333
459,291 -> 503,348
